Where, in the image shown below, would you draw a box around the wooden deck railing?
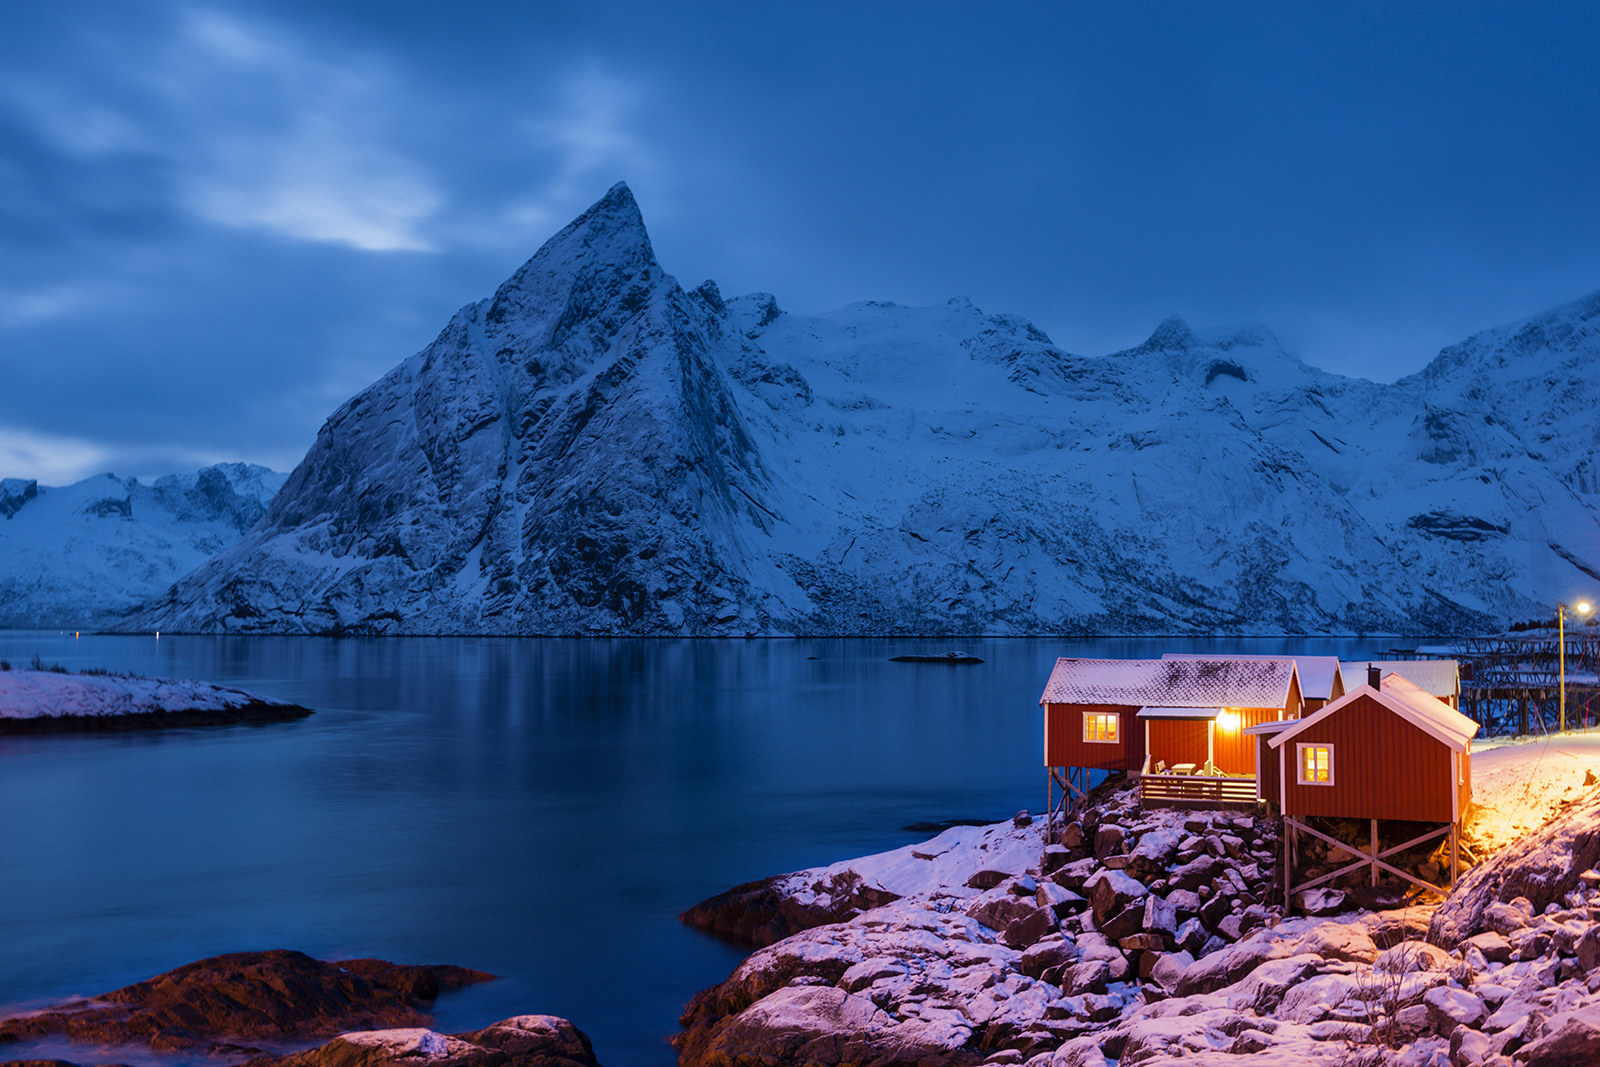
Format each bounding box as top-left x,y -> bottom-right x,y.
1139,772 -> 1258,810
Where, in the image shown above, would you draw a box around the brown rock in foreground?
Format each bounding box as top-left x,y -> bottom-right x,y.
0,950 -> 496,1051
243,1015 -> 600,1067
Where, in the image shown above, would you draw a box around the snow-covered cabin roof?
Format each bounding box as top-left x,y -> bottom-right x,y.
1340,660 -> 1460,699
1039,657 -> 1299,709
1164,653 -> 1341,701
1269,673 -> 1478,753
1137,706 -> 1223,720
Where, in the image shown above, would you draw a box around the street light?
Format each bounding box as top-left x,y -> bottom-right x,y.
1560,600 -> 1593,732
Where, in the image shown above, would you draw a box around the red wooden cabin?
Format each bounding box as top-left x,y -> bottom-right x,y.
1039,657 -> 1303,819
1262,668 -> 1478,898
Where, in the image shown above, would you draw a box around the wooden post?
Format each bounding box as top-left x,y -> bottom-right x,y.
1207,720 -> 1215,769
1370,818 -> 1379,886
1283,818 -> 1292,909
1450,822 -> 1459,885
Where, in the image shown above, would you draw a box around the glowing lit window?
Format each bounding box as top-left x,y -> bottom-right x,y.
1297,743 -> 1333,785
1083,713 -> 1120,744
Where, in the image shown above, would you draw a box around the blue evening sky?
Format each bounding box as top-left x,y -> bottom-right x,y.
3,1 -> 1599,483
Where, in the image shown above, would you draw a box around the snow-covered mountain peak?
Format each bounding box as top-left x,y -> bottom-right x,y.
1410,286 -> 1600,389
1128,314 -> 1201,355
1196,322 -> 1287,356
479,182 -> 664,358
726,292 -> 782,336
114,187 -> 1600,636
0,463 -> 286,628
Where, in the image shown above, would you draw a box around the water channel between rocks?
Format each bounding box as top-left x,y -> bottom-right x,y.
0,632 -> 1402,1066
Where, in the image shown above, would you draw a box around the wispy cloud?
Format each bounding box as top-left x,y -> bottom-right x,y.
0,284 -> 98,325
500,66 -> 659,234
0,426 -> 113,485
170,10 -> 443,251
3,7 -> 444,252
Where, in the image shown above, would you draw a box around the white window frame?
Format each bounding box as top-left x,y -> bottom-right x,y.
1083,712 -> 1120,744
1296,742 -> 1334,786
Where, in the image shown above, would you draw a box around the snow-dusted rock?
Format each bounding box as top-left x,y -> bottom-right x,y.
1295,921 -> 1378,964
1172,929 -> 1298,996
115,184 -> 1600,636
1276,972 -> 1362,1024
682,819 -> 1040,944
674,901 -> 1114,1067
1423,985 -> 1487,1033
255,1015 -> 600,1067
1086,870 -> 1149,924
1517,1006 -> 1600,1066
1374,940 -> 1455,974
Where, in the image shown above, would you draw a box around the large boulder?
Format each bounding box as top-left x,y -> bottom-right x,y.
1171,930 -> 1297,996
1294,922 -> 1378,964
680,872 -> 900,946
1086,871 -> 1148,925
1518,1007 -> 1600,1067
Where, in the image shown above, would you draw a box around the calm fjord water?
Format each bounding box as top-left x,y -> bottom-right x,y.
0,633 -> 1392,1066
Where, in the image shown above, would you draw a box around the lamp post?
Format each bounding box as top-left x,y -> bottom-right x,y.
1560,600 -> 1593,732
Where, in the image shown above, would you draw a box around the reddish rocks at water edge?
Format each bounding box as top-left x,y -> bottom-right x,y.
242,1015 -> 602,1067
0,951 -> 496,1053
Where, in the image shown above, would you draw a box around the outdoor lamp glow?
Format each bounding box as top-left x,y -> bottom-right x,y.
1217,711 -> 1240,731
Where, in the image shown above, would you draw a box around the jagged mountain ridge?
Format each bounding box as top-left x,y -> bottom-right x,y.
125,184 -> 1600,635
0,463 -> 286,628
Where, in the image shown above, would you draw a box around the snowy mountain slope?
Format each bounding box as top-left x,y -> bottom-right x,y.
0,464 -> 286,628
124,184 -> 1599,635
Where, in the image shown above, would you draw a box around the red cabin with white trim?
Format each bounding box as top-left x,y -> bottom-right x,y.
1266,672 -> 1476,823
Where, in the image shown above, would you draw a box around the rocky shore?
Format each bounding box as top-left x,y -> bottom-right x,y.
678,772 -> 1600,1066
0,670 -> 313,733
0,951 -> 599,1067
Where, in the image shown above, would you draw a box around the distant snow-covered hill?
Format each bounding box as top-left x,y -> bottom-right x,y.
123,184 -> 1599,635
0,464 -> 285,628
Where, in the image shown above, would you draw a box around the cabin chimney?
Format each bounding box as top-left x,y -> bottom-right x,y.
1368,665 -> 1383,690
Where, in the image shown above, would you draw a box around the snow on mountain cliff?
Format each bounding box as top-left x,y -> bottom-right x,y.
0,463 -> 286,628
123,184 -> 1599,636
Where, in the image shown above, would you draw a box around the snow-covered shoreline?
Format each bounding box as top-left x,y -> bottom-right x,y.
678,739 -> 1600,1067
0,669 -> 313,732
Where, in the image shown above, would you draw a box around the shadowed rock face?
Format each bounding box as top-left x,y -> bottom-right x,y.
0,951 -> 495,1052
126,183 -> 782,637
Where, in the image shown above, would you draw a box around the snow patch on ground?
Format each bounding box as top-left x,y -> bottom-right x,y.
776,821 -> 1044,909
1468,732 -> 1600,856
0,669 -> 295,719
